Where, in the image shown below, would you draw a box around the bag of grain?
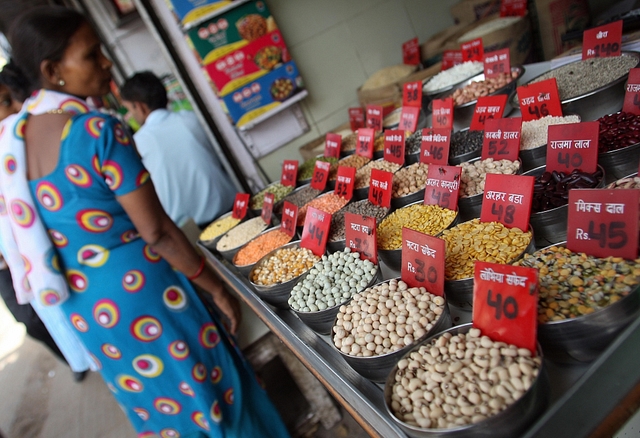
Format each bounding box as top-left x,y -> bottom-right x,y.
420,23 -> 470,66
450,0 -> 501,24
357,64 -> 417,115
529,0 -> 590,60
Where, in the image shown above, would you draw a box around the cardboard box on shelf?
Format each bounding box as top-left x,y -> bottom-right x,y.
298,122 -> 352,161
530,0 -> 590,60
450,0 -> 501,24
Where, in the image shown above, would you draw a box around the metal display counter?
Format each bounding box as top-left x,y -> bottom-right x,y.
200,243 -> 640,438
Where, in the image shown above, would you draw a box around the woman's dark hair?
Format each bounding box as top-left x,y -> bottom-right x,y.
0,61 -> 32,103
8,6 -> 87,92
120,71 -> 168,111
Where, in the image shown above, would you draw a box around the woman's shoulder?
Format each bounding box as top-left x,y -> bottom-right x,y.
69,111 -> 129,139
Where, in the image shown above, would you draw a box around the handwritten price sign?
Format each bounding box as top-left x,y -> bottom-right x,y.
311,160 -> 331,191
349,107 -> 365,131
432,97 -> 454,130
546,121 -> 599,174
384,130 -> 405,165
441,50 -> 463,71
401,228 -> 445,296
261,193 -> 274,225
324,133 -> 342,158
366,104 -> 383,131
473,261 -> 538,354
402,37 -> 421,65
356,128 -> 375,159
424,165 -> 461,211
480,174 -> 534,231
582,20 -> 622,60
623,68 -> 640,115
368,168 -> 393,208
232,193 -> 250,219
300,206 -> 331,256
420,128 -> 451,165
481,117 -> 522,161
403,81 -> 423,108
484,48 -> 510,78
567,189 -> 639,260
345,212 -> 378,264
517,78 -> 563,121
281,160 -> 298,187
500,0 -> 528,16
280,201 -> 298,238
470,94 -> 507,131
400,106 -> 420,131
461,38 -> 484,62
335,166 -> 356,201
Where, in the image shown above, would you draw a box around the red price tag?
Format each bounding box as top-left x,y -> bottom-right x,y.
567,189 -> 639,260
311,160 -> 331,191
280,201 -> 298,238
344,212 -> 378,264
481,117 -> 522,161
335,166 -> 356,201
368,168 -> 393,208
403,81 -> 423,108
324,133 -> 342,158
399,106 -> 420,131
441,50 -> 463,71
424,165 -> 461,211
402,37 -> 421,65
261,193 -> 274,225
232,193 -> 250,219
383,130 -> 406,165
401,228 -> 445,296
470,94 -> 508,131
356,128 -> 375,159
480,174 -> 534,231
483,48 -> 511,78
366,105 -> 383,132
281,160 -> 298,187
461,38 -> 484,62
432,97 -> 454,130
500,0 -> 528,17
546,121 -> 599,174
623,68 -> 640,115
349,107 -> 365,131
582,20 -> 623,60
473,261 -> 538,354
300,206 -> 331,256
420,128 -> 451,165
517,78 -> 563,122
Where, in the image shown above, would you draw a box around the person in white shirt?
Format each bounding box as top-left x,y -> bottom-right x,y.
120,72 -> 235,227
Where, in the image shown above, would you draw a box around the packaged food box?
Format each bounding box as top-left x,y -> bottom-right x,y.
186,0 -> 277,65
204,30 -> 290,96
219,60 -> 304,127
170,0 -> 233,27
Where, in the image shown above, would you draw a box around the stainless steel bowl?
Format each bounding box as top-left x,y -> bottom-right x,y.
248,240 -> 318,310
216,216 -> 270,263
384,323 -> 549,438
249,180 -> 295,217
290,264 -> 382,335
198,210 -> 242,254
331,278 -> 452,382
232,226 -> 295,278
273,183 -> 322,217
422,64 -> 486,100
599,141 -> 640,184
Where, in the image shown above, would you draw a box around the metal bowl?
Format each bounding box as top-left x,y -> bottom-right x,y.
198,210 -> 244,254
430,66 -> 524,132
325,199 -> 390,255
273,183 -> 323,217
232,226 -> 295,278
290,263 -> 382,335
509,51 -> 640,121
352,158 -> 403,201
518,114 -> 582,171
444,224 -> 536,310
598,141 -> 640,184
216,216 -> 270,263
331,278 -> 452,382
249,181 -> 295,217
523,164 -> 605,249
448,128 -> 482,166
422,64 -> 486,100
248,240 -> 318,310
384,323 -> 549,438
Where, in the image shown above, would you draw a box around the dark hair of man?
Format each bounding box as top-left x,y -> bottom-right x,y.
120,71 -> 168,111
8,6 -> 87,93
0,61 -> 31,103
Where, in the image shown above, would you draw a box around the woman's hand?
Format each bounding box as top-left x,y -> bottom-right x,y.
211,287 -> 242,335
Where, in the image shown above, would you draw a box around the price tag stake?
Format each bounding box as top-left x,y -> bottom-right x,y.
281,160 -> 298,187
441,50 -> 463,71
384,129 -> 405,165
461,38 -> 484,62
481,117 -> 522,161
232,193 -> 250,219
335,166 -> 356,201
402,37 -> 421,65
401,228 -> 445,296
356,128 -> 375,159
280,201 -> 298,238
582,20 -> 623,60
399,106 -> 420,132
349,107 -> 365,131
300,206 -> 332,256
345,212 -> 378,264
480,173 -> 534,231
261,193 -> 274,225
546,121 -> 599,174
368,168 -> 394,209
403,81 -> 423,108
483,48 -> 511,78
470,94 -> 508,131
516,78 -> 563,122
324,133 -> 342,158
420,128 -> 451,165
366,105 -> 383,132
432,98 -> 454,130
311,160 -> 331,191
623,68 -> 640,116
424,165 -> 461,211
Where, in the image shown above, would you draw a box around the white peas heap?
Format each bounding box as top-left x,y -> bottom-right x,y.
288,248 -> 377,312
389,327 -> 541,430
333,279 -> 445,357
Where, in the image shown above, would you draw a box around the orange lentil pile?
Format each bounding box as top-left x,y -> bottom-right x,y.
233,229 -> 292,266
296,193 -> 350,226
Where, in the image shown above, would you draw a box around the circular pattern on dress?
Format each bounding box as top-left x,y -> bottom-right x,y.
223,387 -> 234,405
116,374 -> 144,392
133,354 -> 164,378
168,340 -> 189,360
179,381 -> 195,397
60,98 -> 89,115
101,160 -> 123,191
210,400 -> 223,424
210,366 -> 222,384
120,229 -> 138,243
199,323 -> 220,349
40,289 -> 62,305
114,123 -> 130,145
35,182 -> 63,211
0,196 -> 6,215
92,155 -> 101,175
143,244 -> 161,263
77,244 -> 110,267
48,229 -> 68,248
160,429 -> 180,438
76,209 -> 113,233
101,344 -> 122,360
154,397 -> 181,415
137,169 -> 150,186
21,275 -> 30,292
122,270 -> 145,293
130,316 -> 162,342
70,313 -> 89,332
191,411 -> 210,431
21,255 -> 31,274
61,119 -> 71,141
85,116 -> 105,139
66,270 -> 88,292
14,117 -> 26,139
65,164 -> 92,188
4,154 -> 17,174
137,432 -> 155,438
10,200 -> 35,228
93,299 -> 120,328
133,407 -> 149,421
45,248 -> 61,274
192,363 -> 207,383
163,286 -> 187,311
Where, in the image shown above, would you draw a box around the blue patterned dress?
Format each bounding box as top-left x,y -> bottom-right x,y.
27,111 -> 289,438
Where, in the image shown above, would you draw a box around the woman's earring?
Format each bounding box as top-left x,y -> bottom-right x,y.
58,79 -> 65,86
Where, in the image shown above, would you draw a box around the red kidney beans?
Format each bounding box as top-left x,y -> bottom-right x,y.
598,111 -> 640,153
532,168 -> 603,213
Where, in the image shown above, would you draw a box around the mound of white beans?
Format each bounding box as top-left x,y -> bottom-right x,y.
333,279 -> 445,357
389,327 -> 541,430
216,216 -> 268,251
460,158 -> 520,197
288,248 -> 377,312
423,61 -> 484,92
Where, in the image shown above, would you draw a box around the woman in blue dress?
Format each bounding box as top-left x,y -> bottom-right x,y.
0,6 -> 289,438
